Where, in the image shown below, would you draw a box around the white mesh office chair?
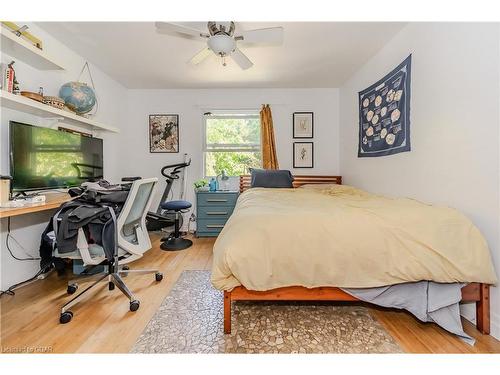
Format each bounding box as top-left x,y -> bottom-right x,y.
58,178 -> 162,324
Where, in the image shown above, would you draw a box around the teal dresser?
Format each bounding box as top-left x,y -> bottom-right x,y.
196,191 -> 239,237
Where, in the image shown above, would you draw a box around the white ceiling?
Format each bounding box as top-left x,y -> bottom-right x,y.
38,22 -> 406,89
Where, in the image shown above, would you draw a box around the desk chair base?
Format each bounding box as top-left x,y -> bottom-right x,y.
60,266 -> 163,324
160,237 -> 193,251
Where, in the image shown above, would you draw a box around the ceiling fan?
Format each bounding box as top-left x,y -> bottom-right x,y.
154,21 -> 284,70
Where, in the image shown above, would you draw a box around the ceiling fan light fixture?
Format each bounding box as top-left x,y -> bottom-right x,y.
156,21 -> 284,70
207,34 -> 236,56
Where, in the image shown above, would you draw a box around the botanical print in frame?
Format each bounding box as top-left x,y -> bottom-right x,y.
293,112 -> 314,138
293,142 -> 314,168
149,114 -> 179,153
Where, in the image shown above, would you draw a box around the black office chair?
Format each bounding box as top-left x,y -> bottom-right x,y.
160,199 -> 193,251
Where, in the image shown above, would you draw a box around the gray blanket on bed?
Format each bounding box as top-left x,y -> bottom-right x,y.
342,282 -> 474,345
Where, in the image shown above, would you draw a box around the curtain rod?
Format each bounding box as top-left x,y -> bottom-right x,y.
194,104 -> 286,110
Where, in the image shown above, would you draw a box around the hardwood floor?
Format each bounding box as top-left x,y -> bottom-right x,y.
1,235 -> 499,354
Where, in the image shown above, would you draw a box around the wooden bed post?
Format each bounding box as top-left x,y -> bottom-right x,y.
476,284 -> 490,334
224,291 -> 232,334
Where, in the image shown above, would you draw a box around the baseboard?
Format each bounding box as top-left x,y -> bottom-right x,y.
461,304 -> 500,340
460,303 -> 476,323
491,311 -> 500,340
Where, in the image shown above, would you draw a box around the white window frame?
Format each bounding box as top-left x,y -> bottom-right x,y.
202,110 -> 261,177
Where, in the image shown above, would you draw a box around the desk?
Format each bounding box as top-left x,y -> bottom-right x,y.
0,193 -> 71,219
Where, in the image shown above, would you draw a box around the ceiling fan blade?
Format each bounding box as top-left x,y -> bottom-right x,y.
231,48 -> 253,70
188,47 -> 213,65
237,27 -> 283,44
155,22 -> 209,39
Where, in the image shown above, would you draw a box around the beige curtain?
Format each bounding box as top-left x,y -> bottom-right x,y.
260,104 -> 279,169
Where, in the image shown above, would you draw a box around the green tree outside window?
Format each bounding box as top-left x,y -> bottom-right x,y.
204,115 -> 262,176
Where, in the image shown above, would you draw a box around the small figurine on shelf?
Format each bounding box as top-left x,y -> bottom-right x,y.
12,77 -> 20,95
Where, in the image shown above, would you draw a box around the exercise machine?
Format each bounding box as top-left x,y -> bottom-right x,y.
146,154 -> 191,232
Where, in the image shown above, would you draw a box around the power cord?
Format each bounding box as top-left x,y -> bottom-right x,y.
0,268 -> 44,297
5,217 -> 41,261
188,213 -> 196,235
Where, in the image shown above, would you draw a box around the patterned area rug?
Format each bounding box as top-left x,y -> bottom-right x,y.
132,270 -> 402,353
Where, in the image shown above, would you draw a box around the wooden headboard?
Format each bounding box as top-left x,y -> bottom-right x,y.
239,175 -> 342,193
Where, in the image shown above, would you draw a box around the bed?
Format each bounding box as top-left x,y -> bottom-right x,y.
212,175 -> 496,337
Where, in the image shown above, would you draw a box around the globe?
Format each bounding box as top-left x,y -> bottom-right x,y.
59,82 -> 96,115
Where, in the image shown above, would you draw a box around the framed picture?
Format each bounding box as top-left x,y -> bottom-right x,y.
293,142 -> 314,168
293,112 -> 314,138
149,114 -> 179,153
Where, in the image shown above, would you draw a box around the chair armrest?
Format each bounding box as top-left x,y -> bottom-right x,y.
76,228 -> 106,265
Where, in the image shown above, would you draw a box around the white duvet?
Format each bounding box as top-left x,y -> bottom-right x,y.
211,185 -> 497,291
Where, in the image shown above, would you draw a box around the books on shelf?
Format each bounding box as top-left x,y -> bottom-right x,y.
1,63 -> 15,93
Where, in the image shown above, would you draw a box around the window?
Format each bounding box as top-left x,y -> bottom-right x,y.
203,111 -> 262,176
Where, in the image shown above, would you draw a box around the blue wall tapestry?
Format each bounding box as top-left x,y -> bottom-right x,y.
358,55 -> 411,157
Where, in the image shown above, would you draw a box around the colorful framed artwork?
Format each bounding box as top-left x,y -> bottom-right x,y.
293,112 -> 314,138
149,114 -> 179,153
293,142 -> 314,168
358,55 -> 411,157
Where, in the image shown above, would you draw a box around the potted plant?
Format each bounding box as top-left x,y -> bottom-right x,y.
194,179 -> 209,192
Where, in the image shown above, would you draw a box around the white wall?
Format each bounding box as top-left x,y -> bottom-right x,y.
117,88 -> 340,212
0,23 -> 127,290
339,23 -> 500,339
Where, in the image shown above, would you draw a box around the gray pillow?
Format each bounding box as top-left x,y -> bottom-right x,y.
250,169 -> 294,188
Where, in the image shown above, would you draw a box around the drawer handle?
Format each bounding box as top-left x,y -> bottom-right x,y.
206,224 -> 225,229
207,199 -> 228,202
206,211 -> 228,215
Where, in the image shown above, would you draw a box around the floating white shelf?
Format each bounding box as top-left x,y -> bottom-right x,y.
0,90 -> 119,133
0,27 -> 65,70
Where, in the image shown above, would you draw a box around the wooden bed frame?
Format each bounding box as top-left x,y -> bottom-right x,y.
222,175 -> 491,335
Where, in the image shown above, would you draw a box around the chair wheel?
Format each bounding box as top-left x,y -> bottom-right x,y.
122,265 -> 130,271
155,272 -> 163,282
60,311 -> 73,324
130,300 -> 140,312
67,284 -> 78,295
109,282 -> 115,290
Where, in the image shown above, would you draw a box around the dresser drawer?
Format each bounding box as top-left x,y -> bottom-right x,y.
196,218 -> 228,235
197,192 -> 238,207
197,205 -> 234,219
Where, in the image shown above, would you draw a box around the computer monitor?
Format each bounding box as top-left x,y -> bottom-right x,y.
9,121 -> 104,192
